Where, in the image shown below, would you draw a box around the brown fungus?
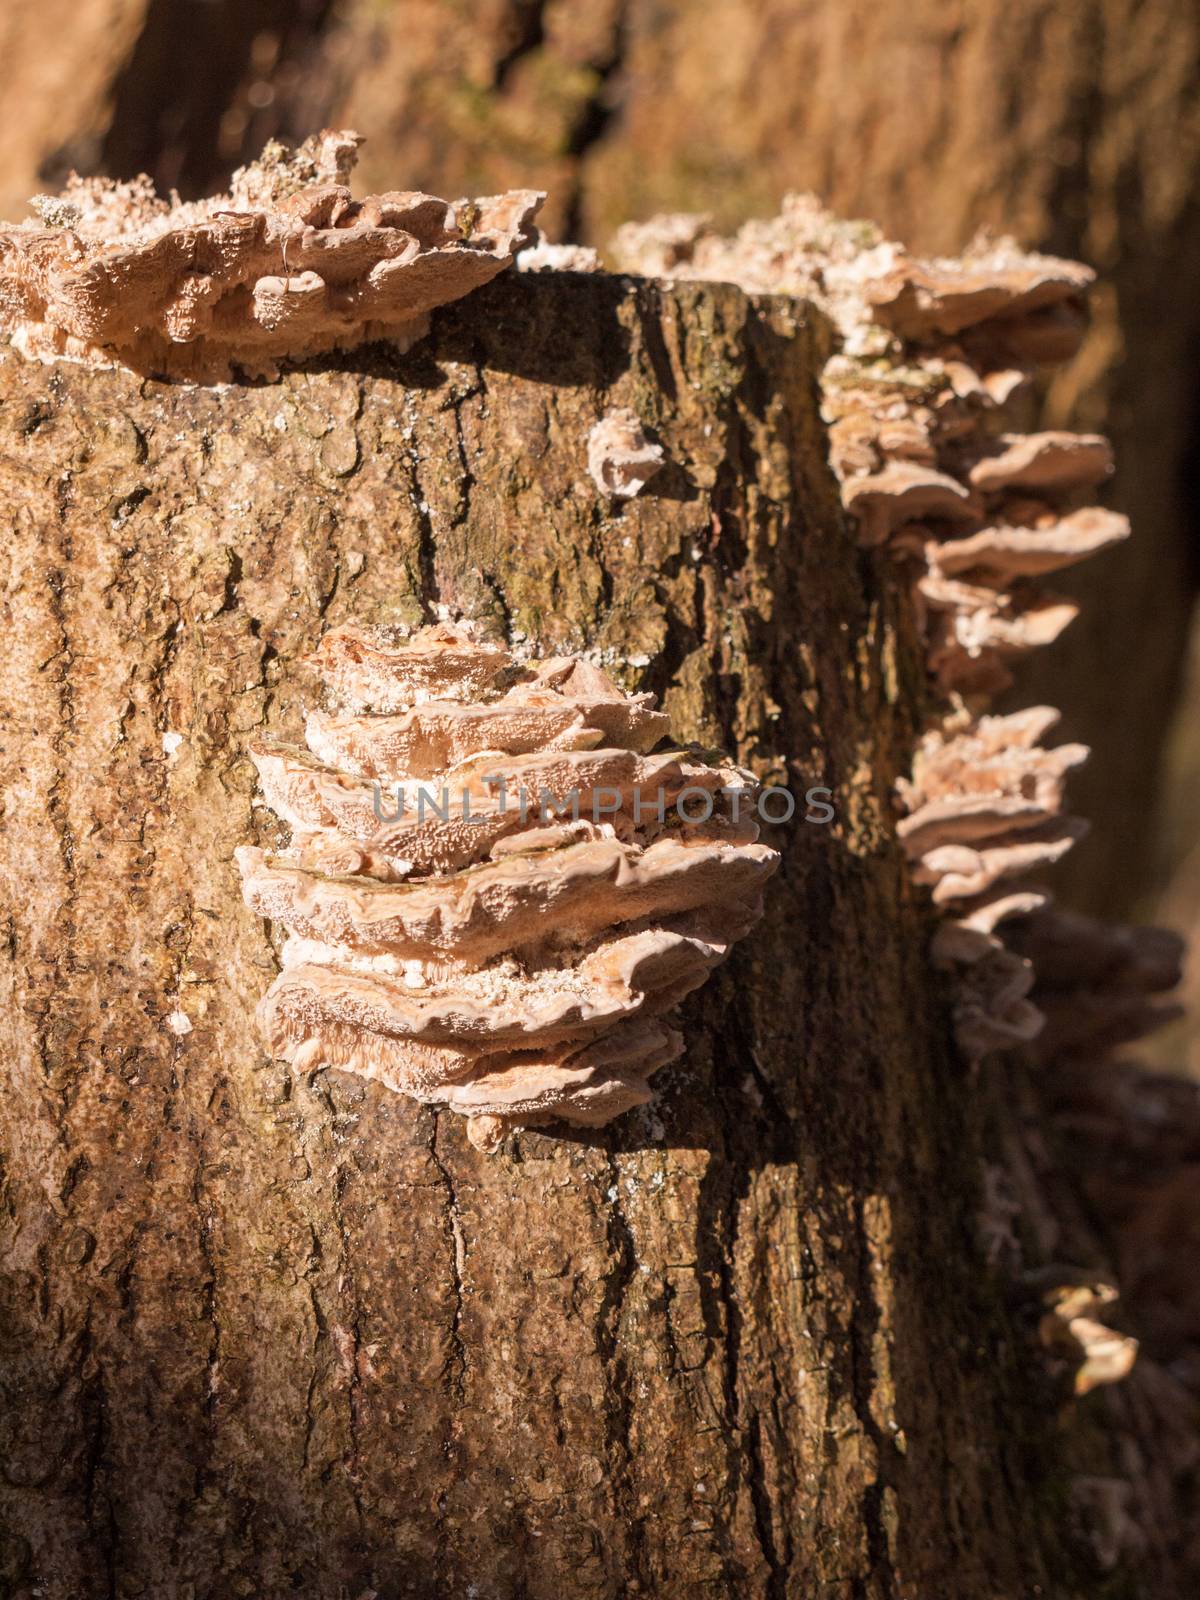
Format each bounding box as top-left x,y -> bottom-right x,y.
0,130 -> 543,380
863,244 -> 1095,343
1008,909 -> 1185,1064
895,709 -> 1091,1061
841,462 -> 980,547
923,507 -> 1130,583
237,622 -> 778,1150
966,431 -> 1115,495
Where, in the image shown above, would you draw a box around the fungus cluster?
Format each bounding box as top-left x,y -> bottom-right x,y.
896,706 -> 1090,1060
614,198 -> 1192,1426
613,197 -> 1127,697
612,196 -> 1150,1069
0,130 -> 542,379
236,623 -> 778,1150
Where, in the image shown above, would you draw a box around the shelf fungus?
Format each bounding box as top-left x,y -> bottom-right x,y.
1037,1280 -> 1139,1397
611,194 -> 1127,695
612,199 -> 1173,1085
1008,908 -> 1185,1065
616,191 -> 1182,1431
0,129 -> 543,380
587,407 -> 666,499
895,708 -> 1090,1061
236,622 -> 778,1150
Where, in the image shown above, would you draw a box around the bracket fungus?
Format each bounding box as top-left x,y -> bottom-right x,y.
237,623 -> 778,1150
0,129 -> 543,380
612,197 -> 1127,698
516,236 -> 602,274
894,708 -> 1090,1061
587,407 -> 666,499
1009,908 -> 1185,1065
612,196 -> 1152,1077
1037,1280 -> 1140,1397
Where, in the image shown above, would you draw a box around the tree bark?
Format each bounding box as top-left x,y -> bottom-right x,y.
0,275 -> 1100,1597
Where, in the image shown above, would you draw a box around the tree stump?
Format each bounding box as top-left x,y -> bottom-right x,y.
1,274 -> 1092,1597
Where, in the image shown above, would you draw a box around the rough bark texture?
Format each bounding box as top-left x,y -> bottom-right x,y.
7,0 -> 1195,931
0,275 -> 1114,1598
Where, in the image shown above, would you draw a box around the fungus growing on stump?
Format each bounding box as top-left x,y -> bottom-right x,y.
237,623 -> 778,1151
613,199 -> 1184,1459
613,194 -> 1154,1075
0,129 -> 543,380
586,406 -> 666,498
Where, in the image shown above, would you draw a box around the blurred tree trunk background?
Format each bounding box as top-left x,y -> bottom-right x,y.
4,1 -> 1197,1037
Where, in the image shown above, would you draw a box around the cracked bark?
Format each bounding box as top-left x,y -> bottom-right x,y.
0,275 -> 1109,1598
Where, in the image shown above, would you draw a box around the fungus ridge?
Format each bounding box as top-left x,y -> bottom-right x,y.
0,130 -> 543,380
237,622 -> 779,1149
